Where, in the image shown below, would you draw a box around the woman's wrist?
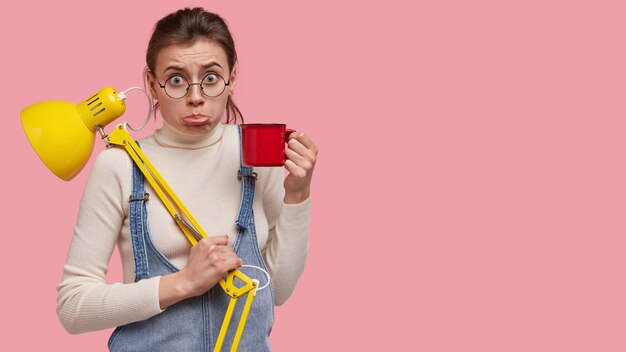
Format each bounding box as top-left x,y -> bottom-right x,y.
158,272 -> 193,310
284,189 -> 310,204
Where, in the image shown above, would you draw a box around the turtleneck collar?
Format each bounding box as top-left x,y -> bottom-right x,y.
153,120 -> 225,149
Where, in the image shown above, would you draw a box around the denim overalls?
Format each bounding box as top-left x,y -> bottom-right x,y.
108,127 -> 274,351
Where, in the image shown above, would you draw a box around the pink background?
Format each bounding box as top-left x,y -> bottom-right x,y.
2,0 -> 626,350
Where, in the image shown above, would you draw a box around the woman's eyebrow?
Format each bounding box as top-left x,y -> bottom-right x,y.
202,62 -> 223,70
161,62 -> 224,75
162,64 -> 186,74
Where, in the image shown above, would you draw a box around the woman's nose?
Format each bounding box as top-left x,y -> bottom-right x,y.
186,83 -> 205,105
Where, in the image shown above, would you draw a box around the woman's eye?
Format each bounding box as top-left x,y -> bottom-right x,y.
168,75 -> 185,85
204,74 -> 218,84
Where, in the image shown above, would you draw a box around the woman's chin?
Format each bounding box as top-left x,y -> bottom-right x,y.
179,121 -> 218,135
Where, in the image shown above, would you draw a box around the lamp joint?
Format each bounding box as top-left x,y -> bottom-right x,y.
95,124 -> 108,139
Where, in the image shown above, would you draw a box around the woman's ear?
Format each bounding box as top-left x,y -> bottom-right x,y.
145,68 -> 159,100
228,66 -> 237,96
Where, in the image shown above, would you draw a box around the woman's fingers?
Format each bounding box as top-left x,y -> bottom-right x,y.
284,159 -> 305,178
223,257 -> 244,271
198,235 -> 228,246
182,234 -> 244,295
288,132 -> 318,155
287,136 -> 317,161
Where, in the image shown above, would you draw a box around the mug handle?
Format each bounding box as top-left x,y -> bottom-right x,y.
284,128 -> 297,166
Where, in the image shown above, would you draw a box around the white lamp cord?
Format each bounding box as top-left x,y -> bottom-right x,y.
240,264 -> 271,291
117,86 -> 153,132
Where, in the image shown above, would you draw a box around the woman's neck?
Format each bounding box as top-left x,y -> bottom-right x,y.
153,120 -> 225,149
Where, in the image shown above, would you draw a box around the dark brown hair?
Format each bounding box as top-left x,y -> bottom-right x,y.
146,7 -> 243,123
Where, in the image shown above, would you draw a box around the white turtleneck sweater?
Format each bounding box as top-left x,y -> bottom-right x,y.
56,122 -> 310,334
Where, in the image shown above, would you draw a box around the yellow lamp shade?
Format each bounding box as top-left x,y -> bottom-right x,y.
20,87 -> 126,181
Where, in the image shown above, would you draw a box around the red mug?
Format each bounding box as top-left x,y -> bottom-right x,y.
240,124 -> 296,167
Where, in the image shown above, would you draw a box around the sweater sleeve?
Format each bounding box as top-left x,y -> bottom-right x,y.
261,167 -> 311,305
56,148 -> 164,334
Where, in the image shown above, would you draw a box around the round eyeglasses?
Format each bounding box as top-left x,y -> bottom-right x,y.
154,72 -> 230,99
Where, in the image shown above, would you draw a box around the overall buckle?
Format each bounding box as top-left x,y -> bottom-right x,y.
237,170 -> 257,181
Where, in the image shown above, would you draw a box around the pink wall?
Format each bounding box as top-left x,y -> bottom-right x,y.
2,0 -> 626,350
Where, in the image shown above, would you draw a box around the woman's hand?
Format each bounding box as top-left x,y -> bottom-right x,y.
159,235 -> 242,309
284,132 -> 318,204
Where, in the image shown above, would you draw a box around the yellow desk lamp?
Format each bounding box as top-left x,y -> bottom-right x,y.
21,86 -> 261,352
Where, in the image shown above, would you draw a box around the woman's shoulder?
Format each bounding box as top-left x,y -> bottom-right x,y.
89,145 -> 134,180
93,144 -> 133,163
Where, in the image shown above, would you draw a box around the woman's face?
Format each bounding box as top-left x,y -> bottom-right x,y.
147,39 -> 236,136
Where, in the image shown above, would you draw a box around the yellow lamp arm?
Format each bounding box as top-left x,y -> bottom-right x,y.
215,286 -> 257,352
104,123 -> 258,351
106,124 -> 206,244
214,269 -> 259,352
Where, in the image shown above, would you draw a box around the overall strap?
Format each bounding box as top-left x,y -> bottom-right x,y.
236,125 -> 256,230
129,142 -> 150,280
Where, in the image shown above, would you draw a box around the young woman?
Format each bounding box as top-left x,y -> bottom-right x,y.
56,7 -> 316,351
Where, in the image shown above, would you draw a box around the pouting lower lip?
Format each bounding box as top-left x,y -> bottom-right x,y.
184,114 -> 209,119
182,115 -> 211,125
